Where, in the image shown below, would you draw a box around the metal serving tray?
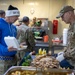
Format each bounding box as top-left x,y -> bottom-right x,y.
4,66 -> 41,75
4,66 -> 74,75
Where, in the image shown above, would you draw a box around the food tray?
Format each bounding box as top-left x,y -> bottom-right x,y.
4,66 -> 73,75
4,66 -> 41,75
18,45 -> 27,50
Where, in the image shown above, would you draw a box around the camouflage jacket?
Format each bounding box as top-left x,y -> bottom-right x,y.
24,28 -> 35,52
64,22 -> 75,66
16,24 -> 29,43
16,25 -> 35,52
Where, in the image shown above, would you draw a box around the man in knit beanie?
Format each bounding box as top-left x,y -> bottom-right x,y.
0,5 -> 20,75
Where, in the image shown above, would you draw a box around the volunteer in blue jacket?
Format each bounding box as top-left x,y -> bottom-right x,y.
0,5 -> 20,75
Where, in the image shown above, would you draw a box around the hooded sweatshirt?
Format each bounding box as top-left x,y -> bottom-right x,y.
0,18 -> 17,56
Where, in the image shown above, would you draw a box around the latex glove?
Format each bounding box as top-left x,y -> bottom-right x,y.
56,52 -> 64,62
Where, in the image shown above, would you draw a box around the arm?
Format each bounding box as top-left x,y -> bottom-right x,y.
64,25 -> 75,60
56,52 -> 65,62
64,47 -> 75,60
0,24 -> 17,56
16,28 -> 25,42
26,29 -> 35,48
0,43 -> 17,56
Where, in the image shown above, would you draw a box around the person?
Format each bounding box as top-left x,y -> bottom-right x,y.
16,18 -> 23,26
32,20 -> 46,38
29,17 -> 37,27
56,5 -> 75,69
0,5 -> 20,74
0,10 -> 5,18
17,16 -> 35,59
17,16 -> 30,43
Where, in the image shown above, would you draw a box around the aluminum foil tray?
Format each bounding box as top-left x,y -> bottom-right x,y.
4,66 -> 73,75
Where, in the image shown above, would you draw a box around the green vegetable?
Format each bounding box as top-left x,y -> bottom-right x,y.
26,55 -> 31,59
21,55 -> 32,66
22,62 -> 30,66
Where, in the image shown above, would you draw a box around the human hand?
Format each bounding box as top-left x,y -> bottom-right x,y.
8,46 -> 17,51
58,51 -> 64,56
29,51 -> 36,55
20,42 -> 26,46
56,52 -> 64,62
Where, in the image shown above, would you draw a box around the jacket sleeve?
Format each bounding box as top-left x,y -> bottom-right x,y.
26,28 -> 35,48
0,43 -> 16,56
64,25 -> 75,60
0,29 -> 16,56
16,28 -> 25,43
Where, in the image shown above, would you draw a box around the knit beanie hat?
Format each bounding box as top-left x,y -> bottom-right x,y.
6,5 -> 20,17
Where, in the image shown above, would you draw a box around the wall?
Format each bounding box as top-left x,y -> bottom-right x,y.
0,0 -> 66,19
0,0 -> 74,38
66,0 -> 74,6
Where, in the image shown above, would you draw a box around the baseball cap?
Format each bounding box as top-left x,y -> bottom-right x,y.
36,20 -> 42,26
0,10 -> 5,14
56,5 -> 75,18
22,16 -> 29,22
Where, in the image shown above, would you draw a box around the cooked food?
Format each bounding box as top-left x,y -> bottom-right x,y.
8,70 -> 37,75
31,55 -> 59,69
8,70 -> 71,75
6,55 -> 72,75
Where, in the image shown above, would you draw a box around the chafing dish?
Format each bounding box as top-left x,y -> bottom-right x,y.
4,66 -> 73,75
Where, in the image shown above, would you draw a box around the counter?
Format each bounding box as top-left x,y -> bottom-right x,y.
35,40 -> 49,53
51,44 -> 67,55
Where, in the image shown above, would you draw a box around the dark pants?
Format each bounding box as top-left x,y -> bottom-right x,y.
53,54 -> 74,69
60,59 -> 74,69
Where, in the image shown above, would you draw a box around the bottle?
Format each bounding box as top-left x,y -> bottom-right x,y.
43,35 -> 49,42
63,28 -> 68,45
